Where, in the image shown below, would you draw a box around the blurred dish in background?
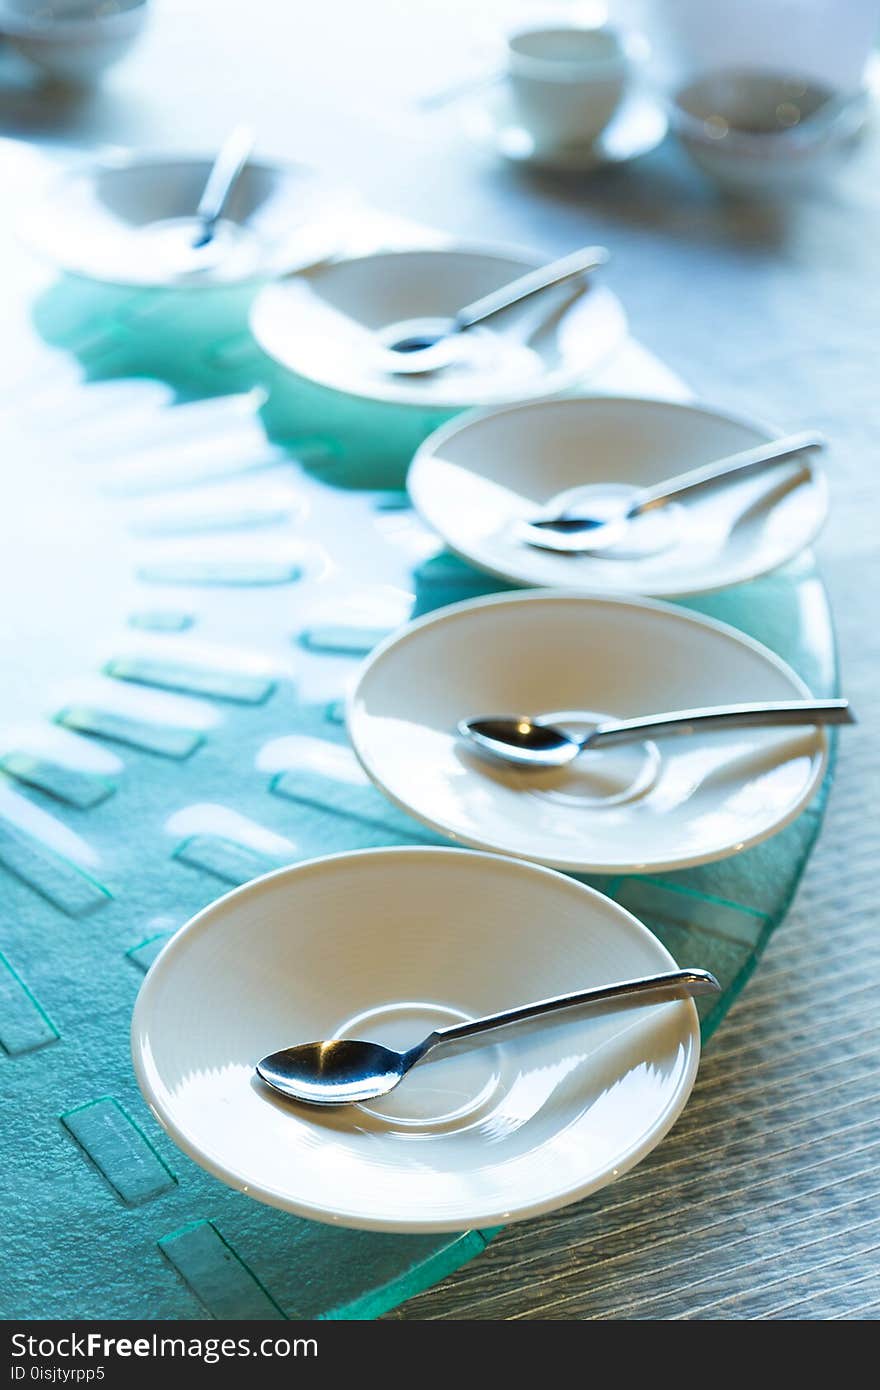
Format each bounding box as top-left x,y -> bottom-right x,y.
669,67 -> 870,193
0,0 -> 149,84
18,151 -> 350,288
506,21 -> 631,151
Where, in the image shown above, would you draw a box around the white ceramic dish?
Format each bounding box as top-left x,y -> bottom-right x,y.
249,245 -> 627,410
669,69 -> 868,194
506,22 -> 629,149
0,0 -> 148,83
20,151 -> 348,289
348,591 -> 828,874
132,846 -> 701,1232
465,85 -> 667,172
407,396 -> 828,598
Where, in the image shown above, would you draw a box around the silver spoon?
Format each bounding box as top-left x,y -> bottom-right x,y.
460,698 -> 854,769
256,967 -> 720,1106
192,124 -> 255,249
517,429 -> 824,555
379,243 -> 608,375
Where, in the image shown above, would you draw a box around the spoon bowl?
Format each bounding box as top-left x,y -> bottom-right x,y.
461,715 -> 582,767
258,1039 -> 406,1106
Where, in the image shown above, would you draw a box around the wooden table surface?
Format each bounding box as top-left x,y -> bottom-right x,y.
2,0 -> 877,1320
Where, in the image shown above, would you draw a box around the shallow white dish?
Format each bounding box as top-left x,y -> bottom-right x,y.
20,151 -> 348,289
464,84 -> 667,172
132,846 -> 700,1232
0,0 -> 148,83
349,591 -> 828,874
408,396 -> 828,599
249,245 -> 627,410
669,69 -> 868,194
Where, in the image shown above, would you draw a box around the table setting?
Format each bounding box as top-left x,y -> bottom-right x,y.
0,0 -> 878,1327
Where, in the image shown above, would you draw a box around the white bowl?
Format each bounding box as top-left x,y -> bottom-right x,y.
249,245 -> 627,411
0,0 -> 148,83
20,151 -> 348,288
132,847 -> 701,1232
669,68 -> 868,194
349,591 -> 828,874
407,396 -> 828,598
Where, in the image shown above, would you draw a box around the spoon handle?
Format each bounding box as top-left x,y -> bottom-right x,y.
452,244 -> 609,332
195,124 -> 255,240
585,698 -> 854,750
423,968 -> 719,1051
630,430 -> 825,517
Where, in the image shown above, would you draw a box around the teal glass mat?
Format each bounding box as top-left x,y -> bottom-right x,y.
0,267 -> 836,1320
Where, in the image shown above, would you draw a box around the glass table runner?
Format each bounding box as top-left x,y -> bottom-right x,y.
0,141 -> 837,1319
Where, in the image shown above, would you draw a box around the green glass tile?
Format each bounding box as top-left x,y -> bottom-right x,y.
57,706 -> 203,759
270,771 -> 437,850
0,751 -> 116,809
298,625 -> 390,656
125,932 -> 174,973
159,1221 -> 286,1321
0,819 -> 111,918
173,834 -> 282,886
138,560 -> 303,587
132,507 -> 288,537
62,1098 -> 177,1206
325,699 -> 346,724
107,446 -> 288,498
202,332 -> 264,371
0,951 -> 59,1055
128,610 -> 194,632
105,656 -> 275,705
373,491 -> 411,511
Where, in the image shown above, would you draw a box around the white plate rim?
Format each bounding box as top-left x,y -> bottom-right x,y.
131,844 -> 701,1232
347,588 -> 830,873
249,242 -> 628,410
406,393 -> 830,598
19,148 -> 346,291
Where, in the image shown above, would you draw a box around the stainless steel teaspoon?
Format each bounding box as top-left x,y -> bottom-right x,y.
517,430 -> 825,555
460,699 -> 854,769
379,244 -> 608,374
256,968 -> 720,1106
192,125 -> 255,249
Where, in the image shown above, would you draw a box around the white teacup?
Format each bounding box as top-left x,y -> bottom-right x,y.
507,24 -> 629,151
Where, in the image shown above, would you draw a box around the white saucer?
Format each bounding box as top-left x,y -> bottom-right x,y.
132,847 -> 700,1232
408,397 -> 828,598
20,152 -> 349,289
249,245 -> 627,410
464,85 -> 668,172
348,591 -> 828,874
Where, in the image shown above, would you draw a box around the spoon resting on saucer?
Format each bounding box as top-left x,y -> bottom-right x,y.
460,698 -> 854,769
517,429 -> 824,555
192,124 -> 255,249
256,967 -> 720,1106
378,243 -> 608,375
